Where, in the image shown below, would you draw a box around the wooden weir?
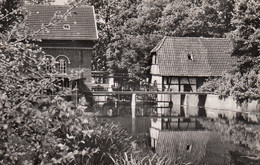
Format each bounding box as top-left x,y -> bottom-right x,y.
90,91 -> 213,95
87,91 -> 213,118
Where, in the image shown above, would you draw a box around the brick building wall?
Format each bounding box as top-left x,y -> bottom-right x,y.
42,45 -> 93,88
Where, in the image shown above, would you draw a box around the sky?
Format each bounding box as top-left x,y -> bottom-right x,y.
52,0 -> 68,5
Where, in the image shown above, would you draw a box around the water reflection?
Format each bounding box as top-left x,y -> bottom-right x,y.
97,104 -> 236,164
149,116 -> 234,164
151,117 -> 203,131
154,130 -> 233,164
99,116 -> 151,146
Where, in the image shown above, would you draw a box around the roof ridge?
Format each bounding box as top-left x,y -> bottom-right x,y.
92,6 -> 99,40
25,4 -> 93,8
165,36 -> 230,40
151,36 -> 167,53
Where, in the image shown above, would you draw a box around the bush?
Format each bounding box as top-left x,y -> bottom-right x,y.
83,122 -> 134,165
1,96 -> 93,164
0,94 -> 138,164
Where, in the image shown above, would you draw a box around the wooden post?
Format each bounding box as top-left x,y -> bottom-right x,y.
131,93 -> 136,118
178,117 -> 180,129
132,117 -> 136,134
75,82 -> 78,107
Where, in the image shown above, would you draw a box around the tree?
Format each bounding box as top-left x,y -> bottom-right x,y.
0,1 -> 122,164
0,0 -> 23,32
123,0 -> 167,35
230,0 -> 260,58
0,1 -> 172,164
0,0 -> 55,32
85,0 -> 142,71
159,0 -> 235,37
107,34 -> 162,82
104,0 -> 164,83
200,0 -> 260,102
92,0 -> 236,84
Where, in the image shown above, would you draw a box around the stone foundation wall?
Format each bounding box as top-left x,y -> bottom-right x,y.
157,94 -> 260,122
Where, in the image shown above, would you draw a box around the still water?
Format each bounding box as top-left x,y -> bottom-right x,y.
96,104 -> 240,165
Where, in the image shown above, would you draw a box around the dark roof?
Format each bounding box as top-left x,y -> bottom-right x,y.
25,5 -> 98,40
151,37 -> 236,77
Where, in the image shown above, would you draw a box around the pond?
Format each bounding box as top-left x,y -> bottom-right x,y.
94,103 -> 248,165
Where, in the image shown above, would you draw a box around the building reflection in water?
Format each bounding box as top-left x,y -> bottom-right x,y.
98,103 -> 233,164
150,115 -> 232,164
150,116 -> 203,149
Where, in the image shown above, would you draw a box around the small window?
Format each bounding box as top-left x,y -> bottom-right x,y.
45,55 -> 54,73
58,59 -> 67,74
187,53 -> 193,60
152,55 -> 156,64
63,24 -> 70,30
152,53 -> 157,64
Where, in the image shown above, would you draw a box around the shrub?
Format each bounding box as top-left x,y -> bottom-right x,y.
83,122 -> 134,165
0,94 -> 138,165
0,1 -> 104,164
111,153 -> 172,165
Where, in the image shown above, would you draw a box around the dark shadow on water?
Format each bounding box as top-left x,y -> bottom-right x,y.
198,94 -> 207,117
198,108 -> 207,117
180,106 -> 185,117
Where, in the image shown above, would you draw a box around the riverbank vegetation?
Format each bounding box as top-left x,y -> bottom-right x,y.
1,0 -> 260,164
0,0 -> 171,164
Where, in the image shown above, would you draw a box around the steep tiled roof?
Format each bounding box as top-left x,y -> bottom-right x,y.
26,5 -> 98,40
152,37 -> 236,77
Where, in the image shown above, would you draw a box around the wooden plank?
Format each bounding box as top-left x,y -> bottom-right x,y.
149,116 -> 202,119
88,91 -> 213,95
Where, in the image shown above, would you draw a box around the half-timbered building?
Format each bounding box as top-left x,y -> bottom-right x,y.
150,37 -> 235,92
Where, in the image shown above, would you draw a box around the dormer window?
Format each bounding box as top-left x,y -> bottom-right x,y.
63,24 -> 70,30
187,53 -> 193,60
